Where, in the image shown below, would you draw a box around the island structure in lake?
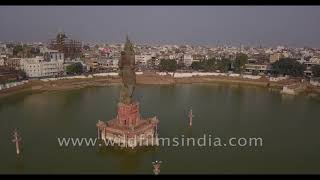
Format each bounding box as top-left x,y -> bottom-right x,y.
96,35 -> 159,148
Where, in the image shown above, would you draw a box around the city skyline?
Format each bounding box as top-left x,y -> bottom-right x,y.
0,6 -> 320,47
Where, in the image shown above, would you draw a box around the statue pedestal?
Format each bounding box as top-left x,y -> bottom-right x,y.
97,101 -> 159,148
117,102 -> 140,127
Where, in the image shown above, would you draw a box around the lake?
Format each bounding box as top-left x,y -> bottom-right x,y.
0,84 -> 320,174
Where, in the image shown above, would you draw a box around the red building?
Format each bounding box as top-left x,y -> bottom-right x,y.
97,102 -> 159,148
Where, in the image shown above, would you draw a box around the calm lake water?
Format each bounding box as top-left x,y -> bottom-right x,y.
0,84 -> 320,174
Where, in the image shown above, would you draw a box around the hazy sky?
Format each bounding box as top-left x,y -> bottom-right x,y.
1,6 -> 320,47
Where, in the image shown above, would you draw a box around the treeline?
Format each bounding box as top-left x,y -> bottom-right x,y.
159,53 -> 249,73
10,44 -> 41,58
271,58 -> 320,77
191,58 -> 231,72
159,59 -> 178,72
192,53 -> 249,73
158,55 -> 320,78
66,62 -> 84,75
271,58 -> 305,77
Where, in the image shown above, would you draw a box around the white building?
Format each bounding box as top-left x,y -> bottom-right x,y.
245,64 -> 271,74
135,54 -> 152,65
183,54 -> 193,67
21,54 -> 64,78
112,58 -> 119,68
169,54 -> 176,60
44,50 -> 64,62
21,57 -> 42,77
40,47 -> 49,54
269,53 -> 281,63
0,58 -> 4,66
310,57 -> 320,65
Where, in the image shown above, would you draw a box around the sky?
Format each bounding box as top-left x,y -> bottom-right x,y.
0,6 -> 320,47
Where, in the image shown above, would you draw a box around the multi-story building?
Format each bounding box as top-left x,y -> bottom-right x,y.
4,58 -> 22,70
192,54 -> 206,62
49,33 -> 82,60
111,58 -> 119,69
0,57 -> 4,66
21,57 -> 42,77
44,50 -> 64,62
0,67 -> 23,84
269,53 -> 281,63
21,53 -> 64,78
310,56 -> 320,65
245,63 -> 272,74
183,54 -> 193,67
135,53 -> 152,66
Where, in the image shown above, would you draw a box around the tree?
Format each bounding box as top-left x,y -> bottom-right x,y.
204,58 -> 216,72
177,62 -> 185,70
233,53 -> 248,74
18,70 -> 27,80
311,65 -> 320,77
83,44 -> 90,51
13,45 -> 23,57
252,70 -> 259,76
191,61 -> 203,71
217,59 -> 231,73
66,62 -> 83,75
271,58 -> 305,77
30,47 -> 40,56
190,59 -> 217,72
159,59 -> 177,72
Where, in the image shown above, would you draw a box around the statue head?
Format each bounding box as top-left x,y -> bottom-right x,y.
124,35 -> 134,55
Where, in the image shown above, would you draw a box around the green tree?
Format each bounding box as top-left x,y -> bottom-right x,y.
191,59 -> 217,72
271,58 -> 305,77
66,62 -> 83,75
30,47 -> 40,56
13,45 -> 23,57
204,58 -> 216,72
191,61 -> 203,71
159,59 -> 177,72
217,59 -> 231,73
18,70 -> 27,80
311,65 -> 320,77
233,53 -> 248,73
252,70 -> 259,76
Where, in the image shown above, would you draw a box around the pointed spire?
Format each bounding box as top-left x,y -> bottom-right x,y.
124,34 -> 134,53
126,33 -> 130,43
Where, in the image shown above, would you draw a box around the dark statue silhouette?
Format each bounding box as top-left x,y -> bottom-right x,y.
119,35 -> 136,104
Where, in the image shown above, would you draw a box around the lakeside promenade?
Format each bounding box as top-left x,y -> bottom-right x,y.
1,72 -> 320,98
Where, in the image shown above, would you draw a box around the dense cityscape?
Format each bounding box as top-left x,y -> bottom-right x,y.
1,32 -> 320,82
1,32 -> 320,96
2,6 -> 320,175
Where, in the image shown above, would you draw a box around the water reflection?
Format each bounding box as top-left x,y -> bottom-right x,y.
281,94 -> 295,103
15,155 -> 25,173
97,145 -> 158,174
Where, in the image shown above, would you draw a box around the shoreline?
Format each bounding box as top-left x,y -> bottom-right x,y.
1,74 -> 320,98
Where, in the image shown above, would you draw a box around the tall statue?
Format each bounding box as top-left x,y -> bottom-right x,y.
119,35 -> 136,104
